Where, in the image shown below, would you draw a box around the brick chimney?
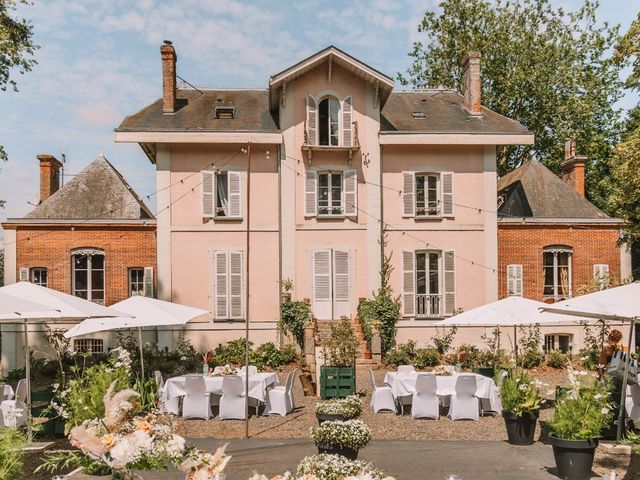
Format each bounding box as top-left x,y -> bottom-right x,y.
37,154 -> 62,202
160,40 -> 177,114
561,139 -> 587,197
461,51 -> 482,116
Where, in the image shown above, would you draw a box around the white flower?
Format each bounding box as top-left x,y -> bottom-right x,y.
601,407 -> 610,414
594,394 -> 602,401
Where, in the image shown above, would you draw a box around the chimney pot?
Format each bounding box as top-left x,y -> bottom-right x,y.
461,51 -> 482,115
160,41 -> 177,114
561,140 -> 587,197
36,154 -> 62,203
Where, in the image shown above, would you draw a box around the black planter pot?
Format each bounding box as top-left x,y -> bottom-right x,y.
316,413 -> 346,425
316,443 -> 358,460
549,434 -> 598,480
502,411 -> 538,445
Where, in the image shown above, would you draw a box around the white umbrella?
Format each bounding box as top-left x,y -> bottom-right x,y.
0,282 -> 123,443
436,296 -> 581,362
540,282 -> 640,440
0,291 -> 61,318
64,296 -> 208,377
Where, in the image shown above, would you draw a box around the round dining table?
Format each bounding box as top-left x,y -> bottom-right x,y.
163,372 -> 279,404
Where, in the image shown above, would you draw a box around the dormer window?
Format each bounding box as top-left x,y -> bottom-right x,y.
318,97 -> 340,146
411,111 -> 426,119
214,106 -> 235,119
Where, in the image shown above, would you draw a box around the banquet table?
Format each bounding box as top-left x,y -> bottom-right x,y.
164,372 -> 279,404
383,372 -> 502,413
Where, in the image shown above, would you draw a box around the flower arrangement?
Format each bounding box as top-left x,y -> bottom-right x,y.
432,365 -> 454,376
310,420 -> 372,451
65,380 -> 230,479
499,369 -> 546,416
247,454 -> 395,480
212,364 -> 235,376
548,366 -> 613,440
315,396 -> 363,420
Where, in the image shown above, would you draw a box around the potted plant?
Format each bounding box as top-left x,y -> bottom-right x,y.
311,419 -> 371,460
499,369 -> 544,445
548,366 -> 613,480
320,318 -> 359,399
315,395 -> 363,424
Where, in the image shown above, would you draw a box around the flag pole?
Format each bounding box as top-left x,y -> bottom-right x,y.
244,142 -> 252,439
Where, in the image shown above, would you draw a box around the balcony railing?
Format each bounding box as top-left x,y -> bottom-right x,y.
416,294 -> 443,318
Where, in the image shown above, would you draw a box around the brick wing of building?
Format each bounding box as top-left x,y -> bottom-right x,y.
1,154 -> 156,373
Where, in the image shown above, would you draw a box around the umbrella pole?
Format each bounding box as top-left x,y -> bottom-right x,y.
138,327 -> 145,380
616,318 -> 636,441
24,319 -> 32,443
514,325 -> 518,367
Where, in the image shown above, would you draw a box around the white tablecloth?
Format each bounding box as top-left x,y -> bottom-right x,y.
164,372 -> 279,403
383,372 -> 502,413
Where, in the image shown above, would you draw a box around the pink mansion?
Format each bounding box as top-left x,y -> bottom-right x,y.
116,44 -> 533,349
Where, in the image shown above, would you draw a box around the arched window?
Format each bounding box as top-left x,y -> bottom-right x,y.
318,97 -> 340,146
71,248 -> 105,304
543,245 -> 572,301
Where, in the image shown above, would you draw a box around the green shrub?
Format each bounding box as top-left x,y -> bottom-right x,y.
414,347 -> 441,368
383,340 -> 417,368
519,350 -> 544,369
578,347 -> 599,371
280,300 -> 311,349
214,338 -> 254,366
517,325 -> 544,369
0,428 -> 25,480
322,318 -> 359,368
311,420 -> 372,450
279,344 -> 299,365
213,338 -> 298,370
546,349 -> 568,369
455,344 -> 482,370
315,395 -> 363,419
433,326 -> 458,355
499,368 -> 543,416
253,342 -> 284,369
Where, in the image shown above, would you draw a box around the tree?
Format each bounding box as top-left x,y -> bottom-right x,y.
614,11 -> 640,91
0,0 -> 38,205
399,0 -> 623,206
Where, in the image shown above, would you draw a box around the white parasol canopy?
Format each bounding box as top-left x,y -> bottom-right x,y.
0,291 -> 61,319
435,296 -> 579,327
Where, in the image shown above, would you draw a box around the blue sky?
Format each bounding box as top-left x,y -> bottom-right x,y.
0,0 -> 638,242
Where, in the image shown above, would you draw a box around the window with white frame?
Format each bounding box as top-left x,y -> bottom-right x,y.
30,268 -> 48,287
212,249 -> 244,321
593,264 -> 610,290
306,94 -> 353,147
305,169 -> 357,218
73,338 -> 104,356
403,171 -> 454,218
72,249 -> 105,304
544,333 -> 573,353
506,264 -> 523,296
403,249 -> 455,318
543,246 -> 572,300
201,170 -> 242,219
128,267 -> 155,297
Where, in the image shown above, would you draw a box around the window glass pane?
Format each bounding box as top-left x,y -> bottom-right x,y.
91,254 -> 104,270
74,255 -> 87,270
91,270 -> 104,291
74,271 -> 87,290
216,172 -> 228,217
416,253 -> 426,295
427,175 -> 438,211
543,266 -> 555,295
558,335 -> 570,353
75,290 -> 88,299
129,268 -> 144,296
319,98 -> 329,145
429,253 -> 439,294
415,175 -> 425,208
329,99 -> 339,146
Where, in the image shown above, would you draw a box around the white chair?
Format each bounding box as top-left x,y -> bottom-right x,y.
0,383 -> 11,402
397,365 -> 415,374
411,374 -> 439,419
496,370 -> 508,386
219,375 -> 247,420
266,369 -> 297,416
0,379 -> 27,427
448,374 -> 480,421
154,371 -> 164,391
181,376 -> 211,420
370,369 -> 396,413
239,365 -> 258,376
627,385 -> 640,421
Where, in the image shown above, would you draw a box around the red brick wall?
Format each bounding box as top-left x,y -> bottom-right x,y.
498,223 -> 622,301
11,225 -> 156,306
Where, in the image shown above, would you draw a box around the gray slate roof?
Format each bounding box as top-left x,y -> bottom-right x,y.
380,91 -> 531,134
497,159 -> 608,219
117,89 -> 279,133
116,89 -> 530,136
26,155 -> 154,220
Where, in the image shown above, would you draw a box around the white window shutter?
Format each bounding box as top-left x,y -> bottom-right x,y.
214,251 -> 228,320
343,169 -> 357,218
402,250 -> 415,317
402,172 -> 415,218
19,267 -> 29,282
507,264 -> 523,296
444,251 -> 456,315
202,171 -> 215,219
305,170 -> 318,217
333,250 -> 350,318
229,250 -> 244,320
341,96 -> 353,147
143,267 -> 154,298
306,94 -> 317,146
228,171 -> 242,218
312,250 -> 332,320
442,172 -> 454,217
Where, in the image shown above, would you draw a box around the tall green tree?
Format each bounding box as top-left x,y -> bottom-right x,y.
0,0 -> 38,207
399,0 -> 622,207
